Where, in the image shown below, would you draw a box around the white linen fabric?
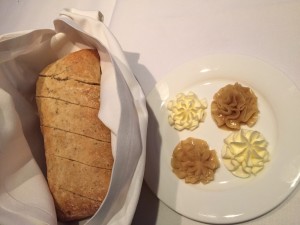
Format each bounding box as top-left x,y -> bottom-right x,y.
0,9 -> 147,225
0,89 -> 57,225
0,0 -> 116,34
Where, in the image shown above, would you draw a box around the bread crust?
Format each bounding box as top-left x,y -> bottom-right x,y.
36,49 -> 113,221
40,48 -> 101,84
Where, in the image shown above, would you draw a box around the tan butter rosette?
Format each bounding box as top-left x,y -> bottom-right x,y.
211,82 -> 259,130
171,137 -> 219,184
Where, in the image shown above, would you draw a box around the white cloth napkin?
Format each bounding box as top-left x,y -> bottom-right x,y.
0,8 -> 147,225
0,0 -> 117,34
0,89 -> 56,225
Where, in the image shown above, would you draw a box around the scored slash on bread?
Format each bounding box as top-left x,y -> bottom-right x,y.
36,76 -> 101,109
36,49 -> 113,221
42,127 -> 112,169
40,48 -> 101,84
36,97 -> 110,142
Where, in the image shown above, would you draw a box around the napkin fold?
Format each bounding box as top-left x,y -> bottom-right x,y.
0,8 -> 147,225
0,89 -> 57,225
56,9 -> 148,225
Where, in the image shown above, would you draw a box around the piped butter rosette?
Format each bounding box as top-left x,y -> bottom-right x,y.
211,83 -> 259,130
167,92 -> 207,131
222,129 -> 270,178
171,137 -> 219,184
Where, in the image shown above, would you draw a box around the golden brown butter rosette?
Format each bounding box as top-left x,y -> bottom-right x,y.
171,137 -> 219,184
211,83 -> 259,130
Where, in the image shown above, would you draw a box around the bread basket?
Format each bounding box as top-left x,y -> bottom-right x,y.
0,8 -> 147,225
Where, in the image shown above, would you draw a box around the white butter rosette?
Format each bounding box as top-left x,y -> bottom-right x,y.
167,92 -> 207,131
222,129 -> 270,178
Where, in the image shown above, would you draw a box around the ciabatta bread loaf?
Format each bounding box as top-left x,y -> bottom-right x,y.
36,49 -> 113,221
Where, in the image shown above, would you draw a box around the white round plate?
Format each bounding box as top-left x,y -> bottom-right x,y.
144,54 -> 300,224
